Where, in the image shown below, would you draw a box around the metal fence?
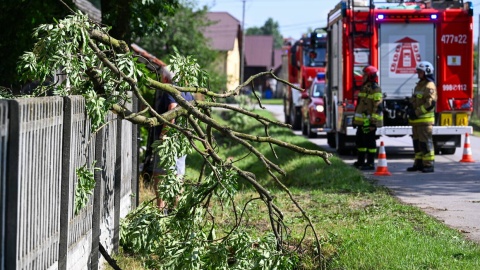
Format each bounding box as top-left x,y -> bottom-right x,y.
0,95 -> 138,270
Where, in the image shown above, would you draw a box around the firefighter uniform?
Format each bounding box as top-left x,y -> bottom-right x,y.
353,81 -> 383,170
408,79 -> 437,172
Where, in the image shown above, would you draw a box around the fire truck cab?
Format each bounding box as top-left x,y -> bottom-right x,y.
325,0 -> 474,154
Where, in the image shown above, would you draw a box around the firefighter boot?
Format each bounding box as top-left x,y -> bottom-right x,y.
422,161 -> 434,173
353,151 -> 366,169
407,140 -> 422,172
406,159 -> 423,172
361,152 -> 376,171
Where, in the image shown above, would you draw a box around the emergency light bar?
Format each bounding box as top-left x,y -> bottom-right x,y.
375,14 -> 437,21
316,72 -> 326,80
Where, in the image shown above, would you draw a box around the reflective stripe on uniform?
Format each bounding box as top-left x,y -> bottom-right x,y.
423,151 -> 435,161
369,92 -> 383,101
420,105 -> 428,114
408,117 -> 435,124
372,113 -> 383,121
354,113 -> 370,123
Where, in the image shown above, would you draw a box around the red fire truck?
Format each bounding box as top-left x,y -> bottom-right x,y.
325,0 -> 474,154
283,30 -> 327,129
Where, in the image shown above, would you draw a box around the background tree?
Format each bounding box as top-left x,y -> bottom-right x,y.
0,0 -> 74,90
100,0 -> 179,43
246,18 -> 283,48
0,0 -> 180,91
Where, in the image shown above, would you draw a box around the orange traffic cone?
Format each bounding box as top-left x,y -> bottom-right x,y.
459,133 -> 475,163
374,141 -> 392,176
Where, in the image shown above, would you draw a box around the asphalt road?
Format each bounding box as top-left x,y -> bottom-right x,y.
262,104 -> 480,243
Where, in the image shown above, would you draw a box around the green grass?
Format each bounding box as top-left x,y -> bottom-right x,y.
189,109 -> 480,269
111,109 -> 480,270
260,98 -> 283,105
216,96 -> 283,106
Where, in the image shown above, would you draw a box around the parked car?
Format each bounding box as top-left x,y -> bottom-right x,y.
300,73 -> 326,138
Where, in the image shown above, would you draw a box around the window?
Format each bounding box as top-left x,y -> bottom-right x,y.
311,82 -> 325,98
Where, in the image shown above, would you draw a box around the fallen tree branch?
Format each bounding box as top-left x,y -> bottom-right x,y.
99,243 -> 122,270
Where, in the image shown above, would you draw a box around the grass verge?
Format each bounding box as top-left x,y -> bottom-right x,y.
260,98 -> 283,105
109,109 -> 480,269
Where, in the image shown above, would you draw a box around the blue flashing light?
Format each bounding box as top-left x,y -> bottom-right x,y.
377,14 -> 385,20
430,14 -> 438,20
316,72 -> 326,80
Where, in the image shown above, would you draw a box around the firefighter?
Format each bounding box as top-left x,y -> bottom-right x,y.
352,66 -> 383,170
407,61 -> 437,173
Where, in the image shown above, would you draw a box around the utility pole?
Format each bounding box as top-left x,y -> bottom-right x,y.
240,0 -> 246,85
477,14 -> 479,117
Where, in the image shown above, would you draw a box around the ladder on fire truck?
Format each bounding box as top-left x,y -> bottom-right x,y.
348,0 -> 375,93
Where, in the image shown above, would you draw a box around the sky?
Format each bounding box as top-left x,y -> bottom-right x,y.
196,0 -> 480,42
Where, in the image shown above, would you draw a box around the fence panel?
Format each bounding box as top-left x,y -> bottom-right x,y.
1,95 -> 138,270
120,99 -> 134,218
5,97 -> 64,270
59,96 -> 96,270
0,100 -> 9,270
95,111 -> 118,269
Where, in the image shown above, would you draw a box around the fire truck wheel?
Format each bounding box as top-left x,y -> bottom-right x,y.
335,132 -> 350,155
327,132 -> 336,148
290,107 -> 302,130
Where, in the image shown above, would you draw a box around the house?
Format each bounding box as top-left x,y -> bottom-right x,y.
244,35 -> 281,98
271,48 -> 284,98
202,12 -> 242,92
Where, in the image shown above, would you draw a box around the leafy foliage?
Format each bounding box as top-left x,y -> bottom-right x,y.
0,87 -> 15,99
0,0 -> 74,89
168,47 -> 209,88
75,162 -> 99,215
101,0 -> 180,43
121,170 -> 298,269
17,12 -> 136,130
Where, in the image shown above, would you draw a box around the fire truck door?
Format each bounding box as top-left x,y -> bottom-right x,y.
378,23 -> 435,99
